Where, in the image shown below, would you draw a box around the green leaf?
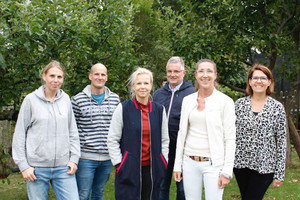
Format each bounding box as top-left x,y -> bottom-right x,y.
0,53 -> 7,70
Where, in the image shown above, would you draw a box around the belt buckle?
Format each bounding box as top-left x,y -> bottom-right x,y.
190,156 -> 209,162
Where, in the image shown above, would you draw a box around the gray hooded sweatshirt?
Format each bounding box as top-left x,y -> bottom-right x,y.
12,85 -> 81,172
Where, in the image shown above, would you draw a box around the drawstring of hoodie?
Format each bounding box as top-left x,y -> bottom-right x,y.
88,87 -> 113,124
90,97 -> 93,122
55,101 -> 62,115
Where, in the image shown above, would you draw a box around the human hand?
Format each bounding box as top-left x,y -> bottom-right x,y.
173,171 -> 183,182
67,161 -> 78,175
272,180 -> 283,188
22,167 -> 37,182
218,175 -> 230,189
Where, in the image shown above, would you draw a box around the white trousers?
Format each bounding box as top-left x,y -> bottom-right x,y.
182,155 -> 224,200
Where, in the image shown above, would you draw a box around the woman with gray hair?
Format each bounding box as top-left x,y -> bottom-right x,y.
108,67 -> 169,200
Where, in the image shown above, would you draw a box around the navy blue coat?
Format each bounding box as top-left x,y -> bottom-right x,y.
153,81 -> 195,156
115,99 -> 168,200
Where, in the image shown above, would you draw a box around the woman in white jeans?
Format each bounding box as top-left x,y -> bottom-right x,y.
173,59 -> 236,200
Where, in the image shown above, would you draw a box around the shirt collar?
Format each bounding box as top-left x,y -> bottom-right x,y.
168,81 -> 183,93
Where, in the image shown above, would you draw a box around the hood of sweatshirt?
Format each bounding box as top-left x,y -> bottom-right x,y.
34,85 -> 64,101
82,85 -> 114,100
33,85 -> 65,114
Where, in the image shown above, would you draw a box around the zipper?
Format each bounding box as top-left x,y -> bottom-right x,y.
167,92 -> 175,123
139,109 -> 143,199
51,102 -> 57,167
116,151 -> 128,175
148,112 -> 153,199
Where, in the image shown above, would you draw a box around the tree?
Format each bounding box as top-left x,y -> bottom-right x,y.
0,0 -> 137,119
131,0 -> 174,90
157,0 -> 300,160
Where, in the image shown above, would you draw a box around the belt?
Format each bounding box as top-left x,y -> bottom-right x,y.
189,156 -> 209,162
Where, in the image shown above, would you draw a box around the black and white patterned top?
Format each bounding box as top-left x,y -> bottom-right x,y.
234,96 -> 287,181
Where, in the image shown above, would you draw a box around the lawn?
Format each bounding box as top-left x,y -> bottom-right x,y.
1,152 -> 299,200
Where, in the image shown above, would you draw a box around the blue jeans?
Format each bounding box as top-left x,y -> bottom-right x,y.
76,159 -> 112,200
27,165 -> 79,200
159,155 -> 185,200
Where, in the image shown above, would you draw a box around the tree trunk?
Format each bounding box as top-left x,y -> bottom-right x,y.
285,118 -> 292,164
288,116 -> 300,159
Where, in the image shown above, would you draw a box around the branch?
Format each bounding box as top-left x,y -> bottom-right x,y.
219,80 -> 246,93
276,0 -> 298,35
20,31 -> 66,66
279,22 -> 300,37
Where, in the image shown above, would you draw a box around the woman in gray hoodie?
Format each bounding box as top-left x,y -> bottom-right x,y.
12,60 -> 81,200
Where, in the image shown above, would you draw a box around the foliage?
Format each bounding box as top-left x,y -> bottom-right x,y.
0,145 -> 11,184
131,0 -> 174,90
0,0 -> 137,109
156,0 -> 300,89
1,0 -> 299,113
218,85 -> 245,102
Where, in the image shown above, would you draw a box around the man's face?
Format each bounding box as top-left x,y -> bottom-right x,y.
89,64 -> 107,91
166,62 -> 186,89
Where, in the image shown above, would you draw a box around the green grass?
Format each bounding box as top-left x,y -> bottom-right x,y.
1,152 -> 299,200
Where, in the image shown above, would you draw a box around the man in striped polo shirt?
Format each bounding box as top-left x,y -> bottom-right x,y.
72,63 -> 120,200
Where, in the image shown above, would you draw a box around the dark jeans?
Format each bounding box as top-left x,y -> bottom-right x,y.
141,165 -> 151,200
159,154 -> 185,200
234,168 -> 274,200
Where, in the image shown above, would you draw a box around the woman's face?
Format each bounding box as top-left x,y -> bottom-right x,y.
132,74 -> 152,101
195,62 -> 217,91
249,70 -> 271,95
42,67 -> 64,92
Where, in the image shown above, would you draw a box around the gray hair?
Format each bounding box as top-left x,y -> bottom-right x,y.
166,56 -> 185,70
128,67 -> 153,98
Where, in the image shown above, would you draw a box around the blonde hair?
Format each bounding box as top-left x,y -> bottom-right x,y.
42,60 -> 65,77
128,67 -> 153,98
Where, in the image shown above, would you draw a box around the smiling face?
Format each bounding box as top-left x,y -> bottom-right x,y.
249,70 -> 271,95
42,67 -> 64,93
132,73 -> 153,102
89,64 -> 107,94
166,62 -> 186,89
195,62 -> 217,91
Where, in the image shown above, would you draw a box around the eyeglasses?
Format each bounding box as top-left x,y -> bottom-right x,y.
196,69 -> 214,75
167,70 -> 183,74
251,76 -> 269,82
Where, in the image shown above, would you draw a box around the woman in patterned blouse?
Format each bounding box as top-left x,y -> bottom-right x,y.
234,64 -> 287,200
